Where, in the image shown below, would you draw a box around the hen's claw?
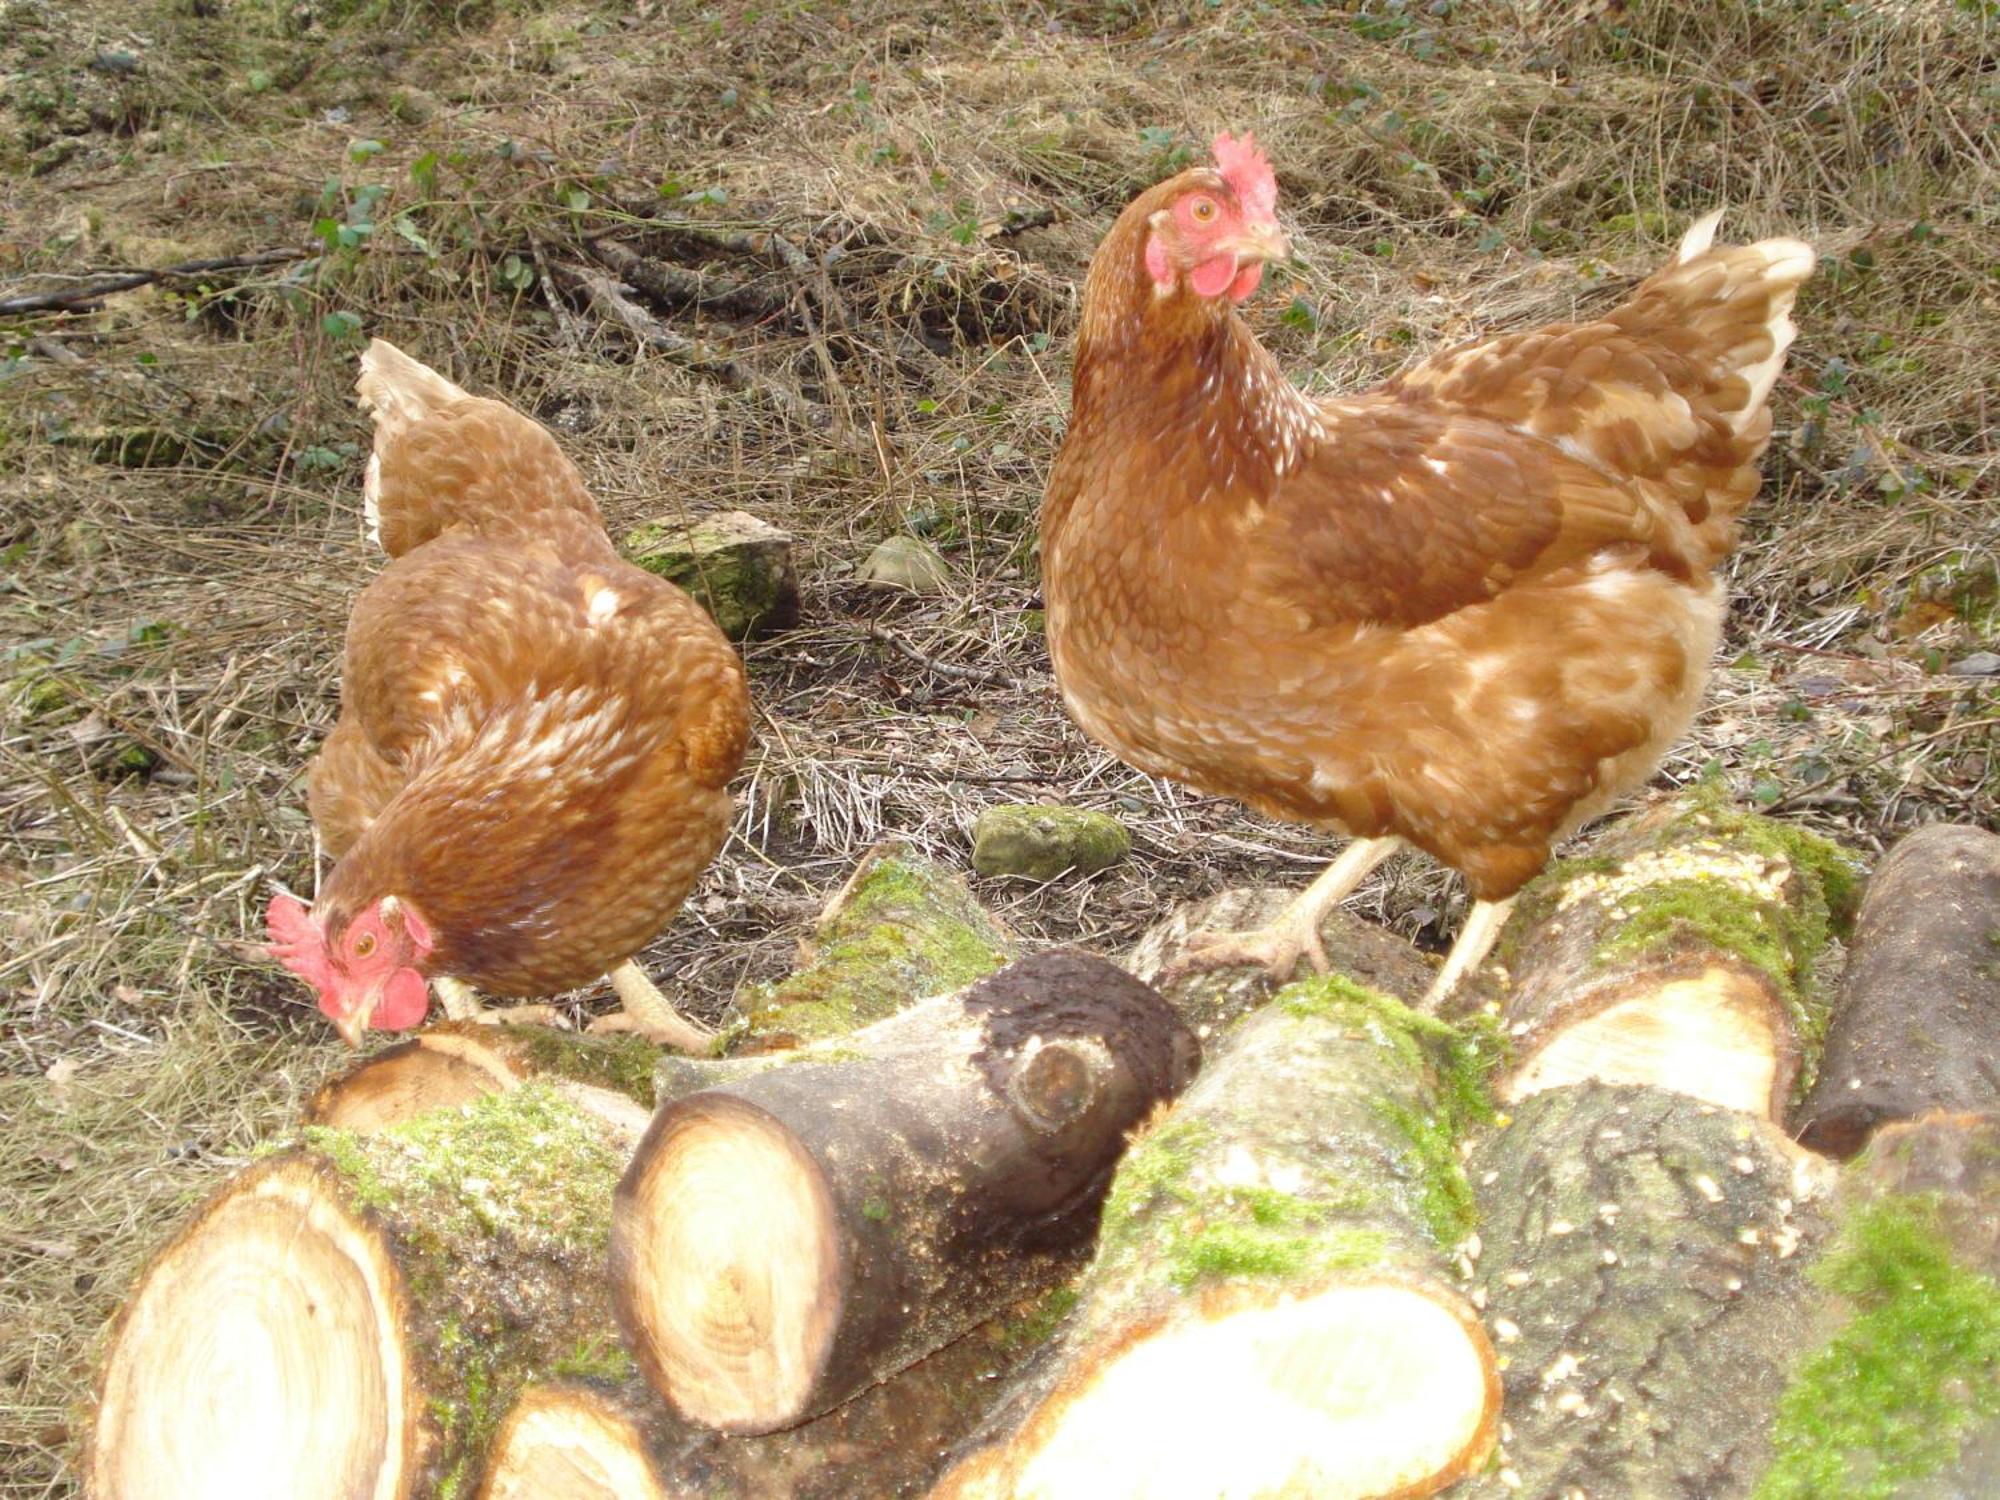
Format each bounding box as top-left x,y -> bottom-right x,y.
602,960 -> 714,1054
1155,917 -> 1331,987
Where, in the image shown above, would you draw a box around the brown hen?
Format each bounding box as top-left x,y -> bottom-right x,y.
267,340 -> 749,1050
1042,134 -> 1815,1008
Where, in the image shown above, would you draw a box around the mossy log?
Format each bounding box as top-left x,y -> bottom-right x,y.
1792,823 -> 2000,1158
1450,1082 -> 1837,1499
611,950 -> 1197,1434
1757,1110 -> 2000,1500
1126,884 -> 1437,1034
305,1021 -> 681,1131
731,842 -> 1016,1050
933,977 -> 1502,1500
309,843 -> 1013,1127
1486,797 -> 1857,1119
478,1301 -> 1058,1500
88,1084 -> 650,1500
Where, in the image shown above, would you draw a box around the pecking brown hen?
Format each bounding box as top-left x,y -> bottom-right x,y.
1042,133 -> 1815,1008
267,340 -> 750,1050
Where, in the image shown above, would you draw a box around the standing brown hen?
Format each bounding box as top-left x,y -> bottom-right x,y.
1042,133 -> 1814,1008
266,340 -> 749,1050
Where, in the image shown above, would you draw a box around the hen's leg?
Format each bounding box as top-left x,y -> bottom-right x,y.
587,960 -> 714,1054
432,975 -> 570,1031
1419,896 -> 1515,1014
1157,837 -> 1400,985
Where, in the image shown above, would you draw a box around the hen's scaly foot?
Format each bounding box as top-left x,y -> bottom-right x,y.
595,959 -> 714,1055
1153,837 -> 1400,988
432,976 -> 572,1032
1417,895 -> 1515,1015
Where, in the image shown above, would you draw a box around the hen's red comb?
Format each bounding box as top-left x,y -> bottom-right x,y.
266,892 -> 331,990
1212,132 -> 1278,222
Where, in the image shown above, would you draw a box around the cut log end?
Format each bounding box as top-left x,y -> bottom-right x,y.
612,1094 -> 840,1432
983,1281 -> 1496,1500
1503,961 -> 1784,1115
90,1159 -> 407,1500
305,1033 -> 510,1129
481,1387 -> 666,1500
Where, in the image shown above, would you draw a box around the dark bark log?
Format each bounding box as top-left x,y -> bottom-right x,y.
88,1083 -> 649,1500
611,950 -> 1197,1434
1793,823 -> 2000,1158
934,980 -> 1500,1500
479,1304 -> 1052,1500
1451,1082 -> 1838,1499
1125,885 -> 1438,1032
1487,797 -> 1855,1119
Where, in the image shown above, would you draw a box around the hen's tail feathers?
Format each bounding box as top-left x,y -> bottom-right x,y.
1609,211 -> 1815,561
354,338 -> 602,556
357,340 -> 472,551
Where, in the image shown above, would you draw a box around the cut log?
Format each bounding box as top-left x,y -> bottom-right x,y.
88,1082 -> 649,1500
1126,885 -> 1438,1033
1486,796 -> 1859,1119
933,976 -> 1502,1500
732,842 -> 1016,1050
305,1021 -> 677,1130
1758,1110 -> 2000,1500
1453,1082 -> 1837,1498
611,949 -> 1196,1434
479,1298 -> 1061,1500
1792,823 -> 2000,1158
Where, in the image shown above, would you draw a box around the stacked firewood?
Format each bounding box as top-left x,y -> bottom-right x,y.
85,807 -> 2000,1499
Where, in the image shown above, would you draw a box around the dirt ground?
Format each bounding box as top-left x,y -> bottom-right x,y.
1,0 -> 1994,1493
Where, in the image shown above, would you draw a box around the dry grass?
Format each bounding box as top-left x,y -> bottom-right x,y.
1,0 -> 1995,1493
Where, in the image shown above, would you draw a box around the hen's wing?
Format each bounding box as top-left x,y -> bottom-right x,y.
1247,219 -> 1813,626
357,339 -> 602,557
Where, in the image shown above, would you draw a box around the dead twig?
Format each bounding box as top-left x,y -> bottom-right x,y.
548,261 -> 825,426
588,238 -> 795,325
863,622 -> 1029,691
0,249 -> 313,315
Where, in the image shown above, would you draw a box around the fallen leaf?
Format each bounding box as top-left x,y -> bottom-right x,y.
45,1056 -> 80,1107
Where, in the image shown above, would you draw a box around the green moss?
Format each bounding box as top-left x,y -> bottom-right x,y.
971,804 -> 1132,880
736,851 -> 1009,1045
507,1027 -> 661,1106
551,1334 -> 636,1383
1756,1196 -> 2000,1500
1001,1283 -> 1081,1350
1168,1221 -> 1390,1289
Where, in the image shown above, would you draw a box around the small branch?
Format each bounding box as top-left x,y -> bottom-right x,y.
587,238 -> 793,325
864,623 -> 1027,691
549,261 -> 823,426
0,249 -> 313,316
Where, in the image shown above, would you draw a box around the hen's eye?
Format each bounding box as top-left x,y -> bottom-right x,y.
351,931 -> 376,959
1190,198 -> 1218,223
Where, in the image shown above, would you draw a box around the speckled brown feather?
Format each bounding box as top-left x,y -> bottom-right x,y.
306,341 -> 750,995
1044,175 -> 1812,900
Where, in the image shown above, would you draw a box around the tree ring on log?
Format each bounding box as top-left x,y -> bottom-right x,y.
613,1093 -> 841,1431
90,1157 -> 412,1500
480,1387 -> 666,1500
1502,959 -> 1786,1116
1008,1276 -> 1498,1499
307,1032 -> 522,1130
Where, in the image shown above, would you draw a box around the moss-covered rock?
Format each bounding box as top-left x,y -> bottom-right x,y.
971,803 -> 1131,882
857,534 -> 951,593
622,508 -> 798,640
730,844 -> 1014,1050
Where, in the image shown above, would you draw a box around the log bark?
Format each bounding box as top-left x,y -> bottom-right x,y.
479,1300 -> 1057,1500
731,842 -> 1016,1051
611,949 -> 1197,1434
1486,797 -> 1857,1119
1451,1082 -> 1838,1499
933,978 -> 1501,1500
1125,885 -> 1438,1033
1792,823 -> 2000,1158
88,1082 -> 650,1500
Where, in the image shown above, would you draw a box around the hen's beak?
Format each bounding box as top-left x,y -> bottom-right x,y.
1225,221 -> 1290,265
331,988 -> 379,1048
